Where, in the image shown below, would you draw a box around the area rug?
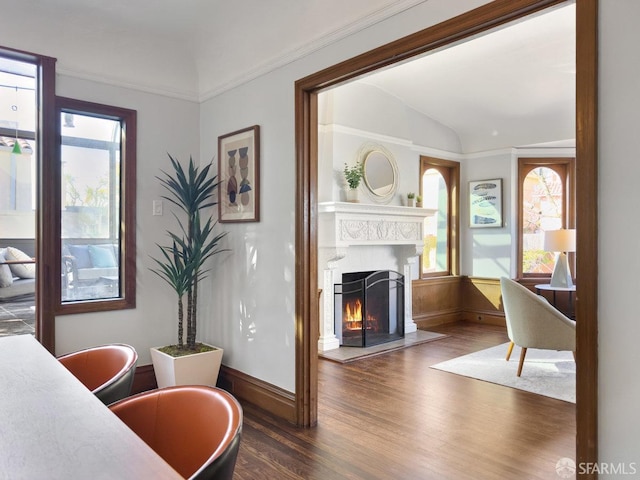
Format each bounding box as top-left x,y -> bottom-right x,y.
430,343 -> 575,403
319,330 -> 448,363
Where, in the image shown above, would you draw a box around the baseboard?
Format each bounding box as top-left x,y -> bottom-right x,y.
132,363 -> 297,424
413,311 -> 460,329
131,364 -> 157,395
461,310 -> 506,327
131,365 -> 296,423
219,365 -> 297,424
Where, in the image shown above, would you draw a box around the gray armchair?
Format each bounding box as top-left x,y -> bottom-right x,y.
500,277 -> 576,376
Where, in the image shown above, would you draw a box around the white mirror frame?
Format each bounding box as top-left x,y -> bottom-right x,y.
359,143 -> 398,204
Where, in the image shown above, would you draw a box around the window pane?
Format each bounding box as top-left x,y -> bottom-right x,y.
0,70 -> 37,213
522,167 -> 562,274
61,112 -> 121,302
422,168 -> 448,275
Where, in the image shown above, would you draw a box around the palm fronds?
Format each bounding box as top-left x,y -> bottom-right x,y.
150,154 -> 228,350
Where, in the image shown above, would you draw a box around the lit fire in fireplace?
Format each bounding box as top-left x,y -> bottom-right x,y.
343,299 -> 379,331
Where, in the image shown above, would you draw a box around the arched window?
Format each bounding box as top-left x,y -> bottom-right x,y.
518,157 -> 575,279
420,156 -> 459,278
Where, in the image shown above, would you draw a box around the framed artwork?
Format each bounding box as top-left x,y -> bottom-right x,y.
469,178 -> 503,228
218,125 -> 260,223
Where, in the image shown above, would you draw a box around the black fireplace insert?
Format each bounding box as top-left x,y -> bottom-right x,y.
334,270 -> 404,347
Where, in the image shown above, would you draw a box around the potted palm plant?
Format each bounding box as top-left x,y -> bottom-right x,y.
150,154 -> 228,388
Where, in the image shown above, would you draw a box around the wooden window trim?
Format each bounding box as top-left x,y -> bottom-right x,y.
517,157 -> 576,280
419,156 -> 460,278
54,97 -> 136,315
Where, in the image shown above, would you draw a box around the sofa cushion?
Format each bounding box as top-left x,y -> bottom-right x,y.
0,251 -> 13,288
77,267 -> 119,281
0,278 -> 35,300
88,244 -> 117,268
5,247 -> 35,279
68,245 -> 93,269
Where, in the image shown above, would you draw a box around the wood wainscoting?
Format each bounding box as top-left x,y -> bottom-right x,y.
413,276 -> 506,328
412,276 -> 462,328
460,276 -> 505,326
413,276 -> 576,329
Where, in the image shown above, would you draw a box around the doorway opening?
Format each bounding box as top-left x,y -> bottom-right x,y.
0,58 -> 37,337
295,0 -> 597,468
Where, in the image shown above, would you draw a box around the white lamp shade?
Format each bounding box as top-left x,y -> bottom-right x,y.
544,229 -> 576,253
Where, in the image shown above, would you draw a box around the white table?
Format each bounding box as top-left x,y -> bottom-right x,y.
535,283 -> 576,318
0,335 -> 182,479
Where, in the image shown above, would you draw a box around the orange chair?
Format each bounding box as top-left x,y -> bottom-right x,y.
57,344 -> 138,405
109,386 -> 243,480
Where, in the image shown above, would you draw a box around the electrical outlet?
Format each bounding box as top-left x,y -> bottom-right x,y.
153,200 -> 163,216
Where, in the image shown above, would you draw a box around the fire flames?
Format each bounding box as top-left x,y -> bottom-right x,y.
343,299 -> 379,331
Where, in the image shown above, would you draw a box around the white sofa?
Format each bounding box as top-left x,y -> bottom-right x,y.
0,245 -> 36,301
62,243 -> 119,288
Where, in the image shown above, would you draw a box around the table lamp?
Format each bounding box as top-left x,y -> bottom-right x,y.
544,228 -> 576,288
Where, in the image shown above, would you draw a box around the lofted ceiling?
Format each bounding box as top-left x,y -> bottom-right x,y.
0,0 -> 575,153
354,2 -> 576,152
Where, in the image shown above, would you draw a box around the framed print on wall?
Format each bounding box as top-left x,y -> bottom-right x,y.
218,125 -> 260,223
469,178 -> 502,228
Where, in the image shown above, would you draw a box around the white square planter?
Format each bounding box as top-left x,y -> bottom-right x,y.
150,345 -> 224,388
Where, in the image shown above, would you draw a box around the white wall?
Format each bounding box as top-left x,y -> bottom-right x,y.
461,151 -> 514,278
54,75 -> 201,366
318,83 -> 576,280
318,84 -> 462,206
598,0 -> 640,470
199,0 -> 490,392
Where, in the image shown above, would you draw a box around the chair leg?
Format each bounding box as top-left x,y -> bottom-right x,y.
505,341 -> 515,361
517,347 -> 527,377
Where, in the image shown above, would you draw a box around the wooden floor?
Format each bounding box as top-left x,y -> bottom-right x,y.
233,322 -> 576,480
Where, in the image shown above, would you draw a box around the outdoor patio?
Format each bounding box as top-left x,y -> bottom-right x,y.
0,295 -> 35,336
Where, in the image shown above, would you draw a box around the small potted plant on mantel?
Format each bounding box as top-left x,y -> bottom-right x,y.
407,192 -> 415,207
416,195 -> 423,208
343,161 -> 364,202
150,154 -> 228,388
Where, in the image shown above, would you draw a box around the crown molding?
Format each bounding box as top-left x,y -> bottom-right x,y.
54,1 -> 426,103
199,0 -> 426,102
55,67 -> 200,103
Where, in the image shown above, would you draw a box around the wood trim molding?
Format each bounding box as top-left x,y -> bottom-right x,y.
575,0 -> 598,472
132,364 -> 297,424
219,366 -> 297,424
130,364 -> 157,395
295,0 -> 597,469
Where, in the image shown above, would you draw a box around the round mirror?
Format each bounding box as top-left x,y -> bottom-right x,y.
361,146 -> 398,203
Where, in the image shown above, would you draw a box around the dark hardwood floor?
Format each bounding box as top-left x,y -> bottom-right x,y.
234,322 -> 575,480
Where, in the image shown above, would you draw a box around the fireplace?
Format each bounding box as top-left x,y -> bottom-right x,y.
334,270 -> 404,347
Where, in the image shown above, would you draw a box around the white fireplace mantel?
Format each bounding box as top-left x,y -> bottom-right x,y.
318,201 -> 434,252
317,201 -> 435,352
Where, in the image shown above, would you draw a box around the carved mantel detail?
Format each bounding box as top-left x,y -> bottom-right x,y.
319,201 -> 433,250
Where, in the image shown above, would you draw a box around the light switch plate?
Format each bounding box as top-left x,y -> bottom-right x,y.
153,200 -> 163,216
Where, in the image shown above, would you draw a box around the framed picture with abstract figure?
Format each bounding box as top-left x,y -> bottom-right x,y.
218,125 -> 260,223
469,178 -> 503,228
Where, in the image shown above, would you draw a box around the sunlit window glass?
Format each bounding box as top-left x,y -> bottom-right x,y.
521,167 -> 562,274
422,168 -> 449,275
60,112 -> 121,302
